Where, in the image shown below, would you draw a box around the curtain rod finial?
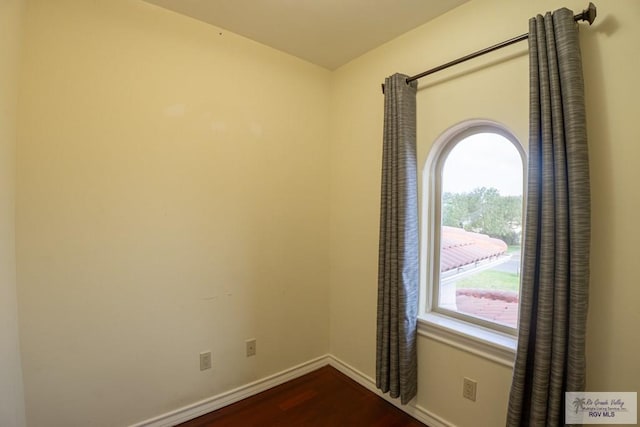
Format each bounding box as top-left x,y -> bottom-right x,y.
582,2 -> 597,25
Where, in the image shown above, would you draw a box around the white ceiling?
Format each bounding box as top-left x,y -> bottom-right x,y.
144,0 -> 470,70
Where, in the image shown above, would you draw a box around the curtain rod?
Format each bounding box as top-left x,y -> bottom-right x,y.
381,2 -> 596,94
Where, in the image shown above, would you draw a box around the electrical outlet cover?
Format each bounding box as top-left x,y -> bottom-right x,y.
463,377 -> 477,401
246,339 -> 256,357
200,351 -> 212,371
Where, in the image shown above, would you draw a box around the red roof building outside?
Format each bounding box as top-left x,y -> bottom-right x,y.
439,226 -> 519,328
440,226 -> 508,273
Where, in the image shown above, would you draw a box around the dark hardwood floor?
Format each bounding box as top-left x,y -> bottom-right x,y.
178,365 -> 427,426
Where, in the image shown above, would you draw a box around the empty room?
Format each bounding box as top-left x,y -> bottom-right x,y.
1,0 -> 638,426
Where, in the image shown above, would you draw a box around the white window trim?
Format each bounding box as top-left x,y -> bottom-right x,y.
418,313 -> 516,367
419,119 -> 525,367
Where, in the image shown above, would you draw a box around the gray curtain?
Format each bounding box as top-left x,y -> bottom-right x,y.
507,8 -> 590,427
376,73 -> 419,404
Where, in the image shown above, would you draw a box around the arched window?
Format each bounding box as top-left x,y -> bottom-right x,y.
423,122 -> 525,334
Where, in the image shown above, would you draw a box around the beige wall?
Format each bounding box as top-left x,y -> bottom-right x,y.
16,1 -> 331,425
13,0 -> 640,426
329,0 -> 640,426
0,0 -> 27,426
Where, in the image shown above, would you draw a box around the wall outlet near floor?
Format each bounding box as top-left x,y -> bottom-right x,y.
200,351 -> 212,371
463,377 -> 477,401
246,339 -> 257,357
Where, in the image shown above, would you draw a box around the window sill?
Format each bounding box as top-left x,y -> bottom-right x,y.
417,312 -> 517,368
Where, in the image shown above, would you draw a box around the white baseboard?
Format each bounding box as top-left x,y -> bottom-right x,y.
131,353 -> 453,427
327,355 -> 454,427
130,355 -> 330,427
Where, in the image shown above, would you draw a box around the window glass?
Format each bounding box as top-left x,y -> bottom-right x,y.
435,131 -> 524,331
